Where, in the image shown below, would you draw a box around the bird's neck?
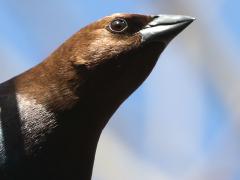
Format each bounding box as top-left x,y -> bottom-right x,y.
13,55 -> 123,179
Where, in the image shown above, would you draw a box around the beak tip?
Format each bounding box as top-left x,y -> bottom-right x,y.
187,16 -> 196,22
175,15 -> 196,24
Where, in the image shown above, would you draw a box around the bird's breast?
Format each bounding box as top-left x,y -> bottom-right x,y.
16,94 -> 57,153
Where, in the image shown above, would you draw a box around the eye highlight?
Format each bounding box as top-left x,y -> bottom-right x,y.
108,18 -> 128,33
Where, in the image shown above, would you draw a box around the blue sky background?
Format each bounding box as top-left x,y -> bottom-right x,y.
0,0 -> 240,179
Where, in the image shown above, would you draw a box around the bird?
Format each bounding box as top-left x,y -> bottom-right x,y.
0,13 -> 194,180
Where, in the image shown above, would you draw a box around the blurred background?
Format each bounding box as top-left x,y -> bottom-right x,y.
0,0 -> 240,179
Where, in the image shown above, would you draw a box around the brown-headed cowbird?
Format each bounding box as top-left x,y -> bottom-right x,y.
0,13 -> 194,180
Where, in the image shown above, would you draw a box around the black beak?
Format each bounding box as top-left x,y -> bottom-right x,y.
140,15 -> 195,45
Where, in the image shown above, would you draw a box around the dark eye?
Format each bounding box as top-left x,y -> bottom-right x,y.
109,19 -> 128,33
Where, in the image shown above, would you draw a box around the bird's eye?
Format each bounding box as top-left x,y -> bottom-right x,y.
109,19 -> 128,33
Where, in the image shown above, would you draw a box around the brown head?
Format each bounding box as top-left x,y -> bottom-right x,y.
62,13 -> 194,111
16,13 -> 194,122
62,13 -> 194,68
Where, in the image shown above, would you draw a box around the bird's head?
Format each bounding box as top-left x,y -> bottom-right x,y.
44,13 -> 194,113
66,13 -> 194,69
63,13 -> 194,96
